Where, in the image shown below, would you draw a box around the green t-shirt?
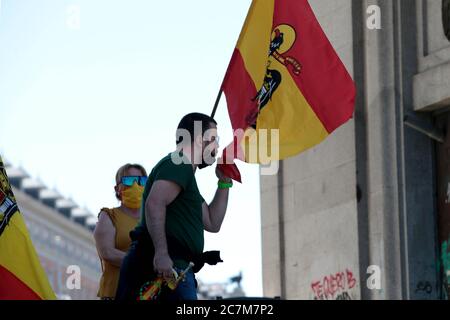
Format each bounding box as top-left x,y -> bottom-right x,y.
137,152 -> 205,267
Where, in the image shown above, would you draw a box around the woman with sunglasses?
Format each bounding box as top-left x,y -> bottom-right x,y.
94,163 -> 148,300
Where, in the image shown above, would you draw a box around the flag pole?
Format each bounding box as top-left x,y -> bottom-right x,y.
211,89 -> 223,119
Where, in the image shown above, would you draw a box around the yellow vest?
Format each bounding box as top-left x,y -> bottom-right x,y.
97,207 -> 139,298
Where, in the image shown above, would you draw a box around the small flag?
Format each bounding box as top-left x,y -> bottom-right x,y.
137,262 -> 195,300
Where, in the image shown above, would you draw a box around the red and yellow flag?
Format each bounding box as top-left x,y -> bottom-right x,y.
221,0 -> 355,170
0,156 -> 56,300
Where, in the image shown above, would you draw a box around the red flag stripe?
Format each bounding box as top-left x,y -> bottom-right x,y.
222,49 -> 259,131
0,265 -> 42,300
272,0 -> 356,133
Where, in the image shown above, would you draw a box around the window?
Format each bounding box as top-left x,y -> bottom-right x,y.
444,0 -> 450,41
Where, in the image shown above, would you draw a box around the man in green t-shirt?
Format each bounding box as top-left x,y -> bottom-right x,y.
116,113 -> 232,301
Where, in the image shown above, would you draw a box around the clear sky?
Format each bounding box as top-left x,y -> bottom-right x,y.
0,0 -> 263,296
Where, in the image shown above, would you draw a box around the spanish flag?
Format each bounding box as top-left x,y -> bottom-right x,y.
221,0 -> 355,170
0,156 -> 56,300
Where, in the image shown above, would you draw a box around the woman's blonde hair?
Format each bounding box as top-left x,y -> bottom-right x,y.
115,163 -> 147,200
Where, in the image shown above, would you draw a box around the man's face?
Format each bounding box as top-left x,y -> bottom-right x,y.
199,123 -> 219,168
204,124 -> 218,156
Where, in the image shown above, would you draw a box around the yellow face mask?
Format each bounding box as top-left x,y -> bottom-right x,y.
121,183 -> 144,209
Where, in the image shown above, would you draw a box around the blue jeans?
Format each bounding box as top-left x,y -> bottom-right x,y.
160,267 -> 197,301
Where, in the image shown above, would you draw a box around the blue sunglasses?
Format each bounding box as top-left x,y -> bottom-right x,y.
121,176 -> 148,187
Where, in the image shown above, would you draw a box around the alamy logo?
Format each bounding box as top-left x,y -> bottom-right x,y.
367,265 -> 382,290
66,5 -> 81,30
172,121 -> 280,176
66,265 -> 81,290
367,5 -> 382,30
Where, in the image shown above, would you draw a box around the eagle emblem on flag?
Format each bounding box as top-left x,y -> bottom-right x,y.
249,24 -> 302,128
0,161 -> 18,237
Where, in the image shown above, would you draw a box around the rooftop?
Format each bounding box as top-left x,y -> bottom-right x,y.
3,158 -> 96,232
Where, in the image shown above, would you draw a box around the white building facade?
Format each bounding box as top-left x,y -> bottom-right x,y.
261,0 -> 450,300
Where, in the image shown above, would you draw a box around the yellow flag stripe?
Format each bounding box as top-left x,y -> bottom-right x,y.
236,0 -> 275,90
0,212 -> 56,300
242,58 -> 329,163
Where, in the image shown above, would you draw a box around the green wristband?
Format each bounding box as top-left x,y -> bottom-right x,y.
218,180 -> 233,189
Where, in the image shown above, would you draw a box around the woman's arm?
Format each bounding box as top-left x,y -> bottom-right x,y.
93,212 -> 125,267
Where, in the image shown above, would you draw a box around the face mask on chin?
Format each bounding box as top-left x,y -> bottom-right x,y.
198,147 -> 217,170
198,161 -> 210,170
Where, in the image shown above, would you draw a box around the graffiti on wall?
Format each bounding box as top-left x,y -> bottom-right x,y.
311,269 -> 357,300
415,281 -> 433,295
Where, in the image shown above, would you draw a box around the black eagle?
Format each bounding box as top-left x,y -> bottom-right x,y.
269,28 -> 284,56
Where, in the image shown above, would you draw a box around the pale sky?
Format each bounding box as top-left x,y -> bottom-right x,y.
0,0 -> 264,296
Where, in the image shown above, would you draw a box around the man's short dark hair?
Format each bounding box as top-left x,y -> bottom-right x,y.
176,113 -> 217,145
